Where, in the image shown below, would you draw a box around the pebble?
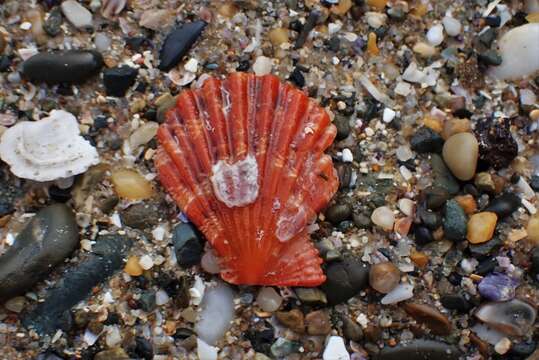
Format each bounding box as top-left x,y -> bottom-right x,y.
377,339 -> 460,360
410,127 -> 444,153
253,56 -> 273,76
527,215 -> 539,245
365,12 -> 387,29
431,154 -> 459,195
138,255 -> 153,270
381,283 -> 414,305
4,296 -> 26,313
23,234 -> 132,334
403,303 -> 452,335
197,338 -> 218,360
443,200 -> 467,241
424,186 -> 449,210
426,24 -> 444,46
294,287 -> 327,304
321,257 -> 369,305
129,122 -> 159,150
369,262 -> 400,293
103,65 -> 138,97
124,256 -> 143,276
271,338 -> 300,358
414,225 -> 434,245
490,23 -> 539,80
474,172 -> 495,193
61,0 -> 93,29
371,206 -> 395,231
0,204 -> 78,301
477,273 -> 517,301
268,28 -> 289,46
158,21 -> 207,71
478,50 -> 502,66
325,203 -> 352,225
305,310 -> 331,335
322,336 -> 350,360
120,203 -> 160,229
442,132 -> 479,181
275,309 -> 305,333
172,223 -> 204,267
396,145 -> 414,162
256,287 -> 282,312
440,293 -> 472,313
412,42 -> 437,57
22,50 -> 103,84
398,198 -> 415,217
201,250 -> 221,274
334,115 -> 351,140
475,299 -> 536,336
484,193 -> 521,218
195,282 -> 234,345
43,6 -> 63,36
467,212 -> 497,244
111,169 -> 154,200
442,16 -> 461,36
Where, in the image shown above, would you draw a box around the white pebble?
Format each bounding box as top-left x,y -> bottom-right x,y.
371,206 -> 395,231
443,16 -> 461,36
184,58 -> 199,73
20,22 -> 32,30
105,326 -> 122,347
61,0 -> 93,29
94,33 -> 111,52
256,287 -> 282,312
138,255 -> 154,270
151,224 -> 166,242
426,24 -> 444,46
398,198 -> 415,217
190,276 -> 206,306
341,148 -> 353,163
195,282 -> 235,345
252,56 -> 273,76
382,108 -> 396,123
197,338 -> 218,360
323,336 -> 350,360
381,283 -> 414,304
396,145 -> 414,162
494,337 -> 511,355
460,258 -> 478,274
365,12 -> 387,29
155,289 -> 170,305
83,329 -> 99,346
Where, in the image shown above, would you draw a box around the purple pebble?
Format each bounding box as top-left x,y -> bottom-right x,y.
478,273 -> 518,301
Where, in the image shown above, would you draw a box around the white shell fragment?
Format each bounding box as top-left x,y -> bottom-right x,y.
0,110 -> 100,182
195,282 -> 235,345
489,23 -> 539,80
323,336 -> 350,360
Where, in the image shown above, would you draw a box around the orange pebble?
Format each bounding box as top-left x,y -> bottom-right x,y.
454,195 -> 477,214
367,0 -> 388,11
124,256 -> 143,276
367,32 -> 380,56
410,249 -> 429,268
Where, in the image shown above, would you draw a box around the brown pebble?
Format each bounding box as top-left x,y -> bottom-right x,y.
305,310 -> 332,335
454,195 -> 477,214
369,261 -> 400,294
275,309 -> 305,333
403,302 -> 452,335
410,249 -> 429,268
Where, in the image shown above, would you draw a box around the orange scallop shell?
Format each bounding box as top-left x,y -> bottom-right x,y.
155,72 -> 339,286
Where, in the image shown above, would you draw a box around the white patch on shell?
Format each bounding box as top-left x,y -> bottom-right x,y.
275,204 -> 308,242
210,154 -> 259,208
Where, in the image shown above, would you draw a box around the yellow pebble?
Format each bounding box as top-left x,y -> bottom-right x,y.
367,32 -> 380,56
268,28 -> 289,46
422,115 -> 443,133
412,4 -> 428,17
367,0 -> 388,11
217,3 -> 238,18
467,212 -> 498,244
331,0 -> 353,15
111,169 -> 154,200
124,256 -> 143,276
527,214 -> 539,245
526,12 -> 539,23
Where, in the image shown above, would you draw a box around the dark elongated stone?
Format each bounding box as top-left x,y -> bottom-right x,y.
172,223 -> 204,267
158,21 -> 207,71
321,257 -> 369,305
443,200 -> 467,241
295,11 -> 320,49
103,65 -> 138,97
23,234 -> 132,334
403,303 -> 452,335
431,154 -> 459,195
0,204 -> 78,301
376,340 -> 460,360
22,50 -> 103,84
484,193 -> 521,218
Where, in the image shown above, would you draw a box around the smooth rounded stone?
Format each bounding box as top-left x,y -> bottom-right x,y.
253,56 -> 273,76
61,0 -> 93,29
94,32 -> 112,52
323,336 -> 350,360
376,340 -> 460,360
159,21 -> 207,71
413,225 -> 434,245
325,203 -> 352,225
528,215 -> 539,245
371,206 -> 395,231
333,115 -> 351,141
424,186 -> 449,210
197,337 -> 218,360
431,154 -> 459,195
410,127 -> 444,153
22,50 -> 103,84
0,204 -> 78,301
510,340 -> 537,357
275,309 -> 305,333
403,303 -> 452,335
442,16 -> 461,36
195,282 -> 234,345
172,223 -> 204,267
381,283 -> 414,305
321,257 -> 369,305
477,272 -> 517,301
484,193 -> 521,218
478,50 -> 502,66
294,287 -> 327,304
440,293 -> 472,313
4,296 -> 26,313
413,42 -> 437,57
135,336 -> 154,360
111,169 -> 154,200
43,6 -> 63,36
442,132 -> 479,181
417,207 -> 441,230
474,172 -> 495,193
120,203 -> 160,229
426,24 -> 444,46
467,212 -> 497,244
103,65 -> 138,97
256,287 -> 282,312
475,299 -> 536,337
305,310 -> 331,335
443,200 -> 467,241
489,23 -> 539,80
369,262 -> 400,294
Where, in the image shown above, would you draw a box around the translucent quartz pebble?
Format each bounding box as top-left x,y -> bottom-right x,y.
475,299 -> 537,336
195,282 -> 235,345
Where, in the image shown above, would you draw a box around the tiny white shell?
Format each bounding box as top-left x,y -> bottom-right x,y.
0,110 -> 99,181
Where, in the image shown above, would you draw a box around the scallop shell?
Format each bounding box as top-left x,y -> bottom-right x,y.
155,73 -> 338,286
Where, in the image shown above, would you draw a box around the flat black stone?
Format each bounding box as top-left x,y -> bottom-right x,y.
22,50 -> 103,84
0,204 -> 78,301
172,223 -> 204,267
22,234 -> 132,334
484,193 -> 521,218
103,65 -> 138,97
440,293 -> 472,313
321,257 -> 369,305
410,127 -> 444,153
376,339 -> 460,360
158,21 -> 207,71
414,225 -> 434,245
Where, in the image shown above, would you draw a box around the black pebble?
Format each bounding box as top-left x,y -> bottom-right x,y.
0,56 -> 11,72
237,59 -> 250,72
328,36 -> 341,52
245,328 -> 275,355
92,115 -> 109,131
103,65 -> 138,97
125,36 -> 152,51
478,28 -> 496,48
325,203 -> 352,225
144,108 -> 157,122
530,175 -> 539,191
475,257 -> 497,275
410,127 -> 444,153
478,50 -> 502,66
289,67 -> 305,88
321,257 -> 369,305
158,21 -> 207,71
484,193 -> 521,218
295,11 -> 320,49
172,223 -> 204,267
440,293 -> 472,313
43,7 -> 63,37
48,185 -> 72,203
289,19 -> 303,32
414,225 -> 434,245
475,118 -> 518,170
485,16 -> 501,27
135,336 -> 154,360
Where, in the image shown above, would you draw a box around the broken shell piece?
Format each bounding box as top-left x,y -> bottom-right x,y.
0,110 -> 99,181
